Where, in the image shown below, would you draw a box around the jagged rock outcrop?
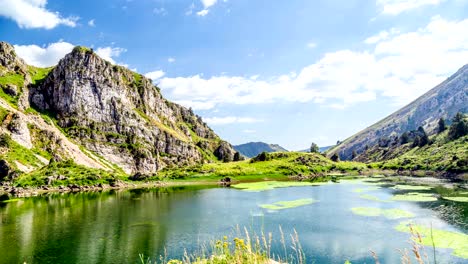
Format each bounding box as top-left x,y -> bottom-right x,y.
27,46 -> 237,174
328,64 -> 468,160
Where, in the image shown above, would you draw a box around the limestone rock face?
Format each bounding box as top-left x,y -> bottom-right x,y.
0,42 -> 27,73
29,47 -> 236,174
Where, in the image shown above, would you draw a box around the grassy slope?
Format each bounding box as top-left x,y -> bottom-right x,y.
369,133 -> 467,172
158,152 -> 367,181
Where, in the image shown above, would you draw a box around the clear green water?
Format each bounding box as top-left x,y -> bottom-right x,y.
0,180 -> 467,263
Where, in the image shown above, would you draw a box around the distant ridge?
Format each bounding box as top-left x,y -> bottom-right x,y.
233,142 -> 288,158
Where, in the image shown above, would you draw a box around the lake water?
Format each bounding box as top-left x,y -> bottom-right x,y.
0,179 -> 467,264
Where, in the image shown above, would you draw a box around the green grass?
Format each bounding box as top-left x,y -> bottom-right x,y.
28,66 -> 53,85
0,72 -> 24,107
0,134 -> 43,169
14,160 -> 127,187
159,152 -> 367,181
391,185 -> 433,191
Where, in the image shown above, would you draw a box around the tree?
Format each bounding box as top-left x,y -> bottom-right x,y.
412,135 -> 421,148
310,142 -> 319,153
438,118 -> 446,133
233,152 -> 241,162
351,150 -> 358,160
417,126 -> 429,147
448,112 -> 468,140
331,153 -> 339,162
400,132 -> 409,144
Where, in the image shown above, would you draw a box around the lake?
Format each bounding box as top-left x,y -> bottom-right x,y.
1,178 -> 467,263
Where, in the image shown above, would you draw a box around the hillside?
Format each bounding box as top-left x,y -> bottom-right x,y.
0,41 -> 238,183
233,142 -> 288,158
328,64 -> 468,160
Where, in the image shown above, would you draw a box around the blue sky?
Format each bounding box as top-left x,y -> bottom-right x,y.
1,0 -> 467,150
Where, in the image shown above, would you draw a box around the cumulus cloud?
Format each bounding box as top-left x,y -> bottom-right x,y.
95,47 -> 127,64
377,0 -> 445,15
88,19 -> 95,27
196,9 -> 209,16
14,41 -> 127,67
0,0 -> 78,29
203,116 -> 262,125
145,70 -> 165,81
158,16 -> 468,110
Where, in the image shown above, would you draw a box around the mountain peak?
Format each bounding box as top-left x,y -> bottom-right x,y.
0,41 -> 26,73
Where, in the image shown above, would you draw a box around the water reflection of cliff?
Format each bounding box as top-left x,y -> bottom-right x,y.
0,186 -> 213,263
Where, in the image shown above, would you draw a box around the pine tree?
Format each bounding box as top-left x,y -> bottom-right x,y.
417,126 -> 429,147
448,112 -> 468,140
438,118 -> 446,133
400,132 -> 409,144
331,153 -> 339,162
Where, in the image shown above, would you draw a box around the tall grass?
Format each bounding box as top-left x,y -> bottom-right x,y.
139,226 -> 305,264
138,224 -> 441,264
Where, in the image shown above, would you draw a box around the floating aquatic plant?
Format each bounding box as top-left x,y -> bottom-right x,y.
260,198 -> 316,210
442,197 -> 468,202
351,207 -> 414,219
232,181 -> 316,192
1,198 -> 21,203
353,187 -> 381,193
391,185 -> 433,191
395,221 -> 468,259
359,194 -> 389,203
391,192 -> 437,202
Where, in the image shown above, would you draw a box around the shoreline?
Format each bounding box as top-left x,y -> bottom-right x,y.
1,169 -> 466,198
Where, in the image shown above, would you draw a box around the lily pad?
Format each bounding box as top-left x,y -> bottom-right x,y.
260,198 -> 316,210
232,181 -> 315,192
442,197 -> 468,202
359,194 -> 389,203
395,222 -> 468,259
391,185 -> 432,191
351,207 -> 414,219
391,192 -> 437,202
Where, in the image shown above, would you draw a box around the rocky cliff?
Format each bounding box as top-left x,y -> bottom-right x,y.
0,42 -> 237,177
328,64 -> 468,160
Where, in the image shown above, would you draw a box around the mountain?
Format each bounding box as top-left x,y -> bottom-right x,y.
299,145 -> 333,153
233,142 -> 288,158
328,64 -> 468,160
0,42 -> 238,178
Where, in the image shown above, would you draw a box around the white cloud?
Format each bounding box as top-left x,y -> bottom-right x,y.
145,70 -> 165,81
14,41 -> 75,67
158,16 -> 468,110
88,19 -> 95,27
185,3 -> 195,15
14,41 -> 127,67
201,0 -> 217,8
95,47 -> 127,64
196,9 -> 209,16
167,57 -> 176,63
203,116 -> 262,125
307,42 -> 317,48
0,0 -> 78,29
377,0 -> 445,15
364,28 -> 399,44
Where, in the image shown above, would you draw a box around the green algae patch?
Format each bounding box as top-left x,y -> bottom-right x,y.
395,222 -> 468,259
353,187 -> 381,193
260,198 -> 316,210
232,181 -> 315,192
351,207 -> 414,219
442,197 -> 468,202
359,194 -> 389,203
1,198 -> 22,203
391,192 -> 437,202
391,185 -> 433,191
